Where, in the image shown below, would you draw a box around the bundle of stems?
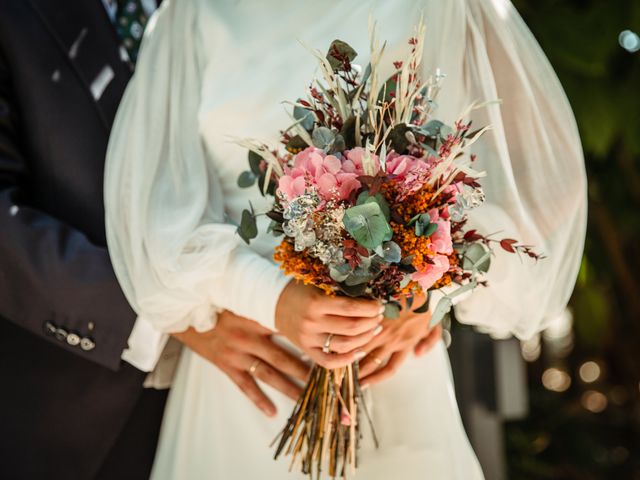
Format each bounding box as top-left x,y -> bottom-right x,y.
273,363 -> 378,479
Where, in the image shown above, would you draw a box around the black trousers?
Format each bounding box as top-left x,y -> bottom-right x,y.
95,388 -> 168,480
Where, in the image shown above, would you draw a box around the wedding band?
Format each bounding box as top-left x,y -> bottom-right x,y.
248,359 -> 261,375
322,333 -> 334,354
373,357 -> 383,366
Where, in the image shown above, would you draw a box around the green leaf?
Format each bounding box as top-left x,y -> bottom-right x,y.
376,241 -> 401,263
430,296 -> 453,327
357,191 -> 390,220
383,302 -> 401,319
422,222 -> 438,238
388,123 -> 411,153
311,126 -> 336,150
326,39 -> 358,71
378,73 -> 398,103
338,282 -> 367,297
462,243 -> 491,273
237,171 -> 257,188
293,102 -> 315,131
343,202 -> 393,250
248,151 -> 263,175
237,209 -> 258,244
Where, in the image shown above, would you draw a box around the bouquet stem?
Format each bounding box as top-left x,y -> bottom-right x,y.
273,362 -> 378,479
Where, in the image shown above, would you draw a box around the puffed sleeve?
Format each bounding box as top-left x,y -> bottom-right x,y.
105,0 -> 290,334
422,0 -> 587,338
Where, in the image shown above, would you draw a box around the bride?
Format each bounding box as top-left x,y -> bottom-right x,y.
104,0 -> 587,478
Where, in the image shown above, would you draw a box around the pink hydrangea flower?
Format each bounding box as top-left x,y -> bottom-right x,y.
385,152 -> 431,198
277,147 -> 363,202
428,209 -> 453,255
342,147 -> 379,175
411,254 -> 450,291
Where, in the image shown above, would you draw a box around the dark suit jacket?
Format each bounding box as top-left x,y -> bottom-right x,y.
0,1 -> 151,478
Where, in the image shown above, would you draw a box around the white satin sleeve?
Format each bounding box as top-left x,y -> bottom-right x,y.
422,0 -> 587,339
105,0 -> 290,341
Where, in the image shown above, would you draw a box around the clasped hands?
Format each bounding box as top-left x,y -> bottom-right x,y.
173,281 -> 441,416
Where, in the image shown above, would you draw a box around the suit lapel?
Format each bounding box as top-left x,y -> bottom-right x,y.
27,0 -> 133,130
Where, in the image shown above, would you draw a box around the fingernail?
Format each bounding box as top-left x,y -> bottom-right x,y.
301,354 -> 310,362
373,325 -> 383,336
361,383 -> 370,390
265,406 -> 276,417
354,350 -> 366,360
378,305 -> 386,315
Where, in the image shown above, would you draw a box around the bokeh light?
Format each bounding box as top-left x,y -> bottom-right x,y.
618,30 -> 640,53
542,368 -> 571,392
581,390 -> 608,413
578,361 -> 601,383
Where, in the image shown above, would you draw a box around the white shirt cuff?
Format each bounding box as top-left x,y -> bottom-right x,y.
121,315 -> 169,372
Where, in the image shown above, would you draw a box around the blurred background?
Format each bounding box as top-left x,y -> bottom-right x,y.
449,1 -> 640,479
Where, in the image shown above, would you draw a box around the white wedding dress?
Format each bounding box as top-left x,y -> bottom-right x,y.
104,0 -> 587,478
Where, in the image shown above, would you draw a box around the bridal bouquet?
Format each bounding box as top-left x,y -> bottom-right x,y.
236,20 -> 540,479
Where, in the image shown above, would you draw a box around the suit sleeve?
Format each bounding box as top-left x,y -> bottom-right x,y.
0,50 -> 137,371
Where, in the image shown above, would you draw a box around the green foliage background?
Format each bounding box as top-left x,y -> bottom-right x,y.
507,1 -> 640,478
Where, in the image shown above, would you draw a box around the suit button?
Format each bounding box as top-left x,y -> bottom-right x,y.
55,328 -> 68,342
80,337 -> 96,351
66,333 -> 81,347
43,321 -> 57,336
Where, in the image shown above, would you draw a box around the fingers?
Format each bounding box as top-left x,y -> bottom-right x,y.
414,325 -> 443,357
251,361 -> 303,401
253,337 -> 310,382
316,324 -> 383,354
307,348 -> 364,370
360,350 -> 409,387
357,347 -> 388,378
313,314 -> 383,336
319,296 -> 383,318
228,369 -> 277,417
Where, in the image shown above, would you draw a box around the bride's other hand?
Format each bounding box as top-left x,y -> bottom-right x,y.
358,297 -> 442,387
275,281 -> 384,370
172,311 -> 310,417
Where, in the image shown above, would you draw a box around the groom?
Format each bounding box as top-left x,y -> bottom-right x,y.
0,1 -> 313,478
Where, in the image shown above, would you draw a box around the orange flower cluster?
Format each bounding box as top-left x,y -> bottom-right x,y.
273,240 -> 335,295
384,180 -> 459,285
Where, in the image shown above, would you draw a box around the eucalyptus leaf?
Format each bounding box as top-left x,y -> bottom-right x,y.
329,265 -> 351,283
462,243 -> 491,273
379,241 -> 402,263
383,302 -> 401,319
343,202 -> 393,249
357,191 -> 390,220
293,102 -> 315,131
238,209 -> 258,244
430,296 -> 453,327
388,123 -> 411,153
237,170 -> 257,188
248,151 -> 263,175
326,39 -> 358,71
312,126 -> 336,150
338,282 -> 368,297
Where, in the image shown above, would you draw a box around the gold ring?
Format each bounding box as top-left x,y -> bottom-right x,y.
373,357 -> 383,366
248,359 -> 261,375
322,333 -> 334,354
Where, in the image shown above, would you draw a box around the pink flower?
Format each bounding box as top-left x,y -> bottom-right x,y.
411,254 -> 450,291
385,152 -> 432,199
428,209 -> 453,255
342,147 -> 379,175
385,152 -> 418,178
277,147 -> 363,202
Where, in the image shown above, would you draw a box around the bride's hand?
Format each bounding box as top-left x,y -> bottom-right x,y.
275,281 -> 384,370
357,296 -> 442,387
